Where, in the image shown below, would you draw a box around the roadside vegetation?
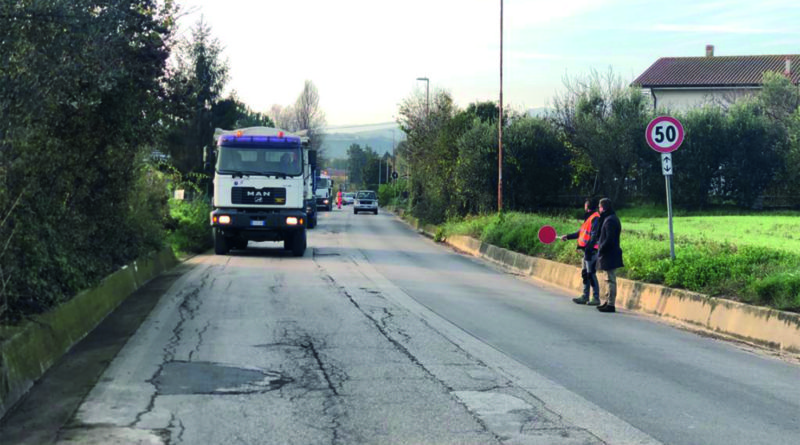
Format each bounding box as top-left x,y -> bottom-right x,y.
440,211 -> 800,311
391,69 -> 800,312
0,2 -> 325,323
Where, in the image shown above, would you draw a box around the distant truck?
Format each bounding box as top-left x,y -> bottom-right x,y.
208,127 -> 317,256
315,172 -> 333,211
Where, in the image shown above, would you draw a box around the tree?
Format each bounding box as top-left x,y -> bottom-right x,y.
454,120 -> 497,214
213,94 -> 275,130
165,17 -> 228,174
268,104 -> 296,131
0,0 -> 176,320
347,143 -> 366,186
293,80 -> 327,160
553,70 -> 652,203
720,100 -> 785,208
503,117 -> 572,210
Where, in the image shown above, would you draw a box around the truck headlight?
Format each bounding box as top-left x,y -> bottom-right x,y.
286,217 -> 299,226
324,199 -> 329,204
218,215 -> 232,225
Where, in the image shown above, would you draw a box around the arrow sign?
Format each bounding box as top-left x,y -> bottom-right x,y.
661,153 -> 673,176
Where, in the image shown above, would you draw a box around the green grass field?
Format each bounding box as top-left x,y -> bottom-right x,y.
623,213 -> 800,254
441,210 -> 800,312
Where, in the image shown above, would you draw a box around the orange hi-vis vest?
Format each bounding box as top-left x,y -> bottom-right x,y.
578,212 -> 600,249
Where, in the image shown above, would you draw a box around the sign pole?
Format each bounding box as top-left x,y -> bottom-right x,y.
647,116 -> 684,261
665,174 -> 675,260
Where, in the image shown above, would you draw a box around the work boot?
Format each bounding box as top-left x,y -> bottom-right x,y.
586,298 -> 601,306
572,296 -> 589,305
597,304 -> 616,313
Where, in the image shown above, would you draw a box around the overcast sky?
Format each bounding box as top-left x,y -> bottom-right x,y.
177,0 -> 800,126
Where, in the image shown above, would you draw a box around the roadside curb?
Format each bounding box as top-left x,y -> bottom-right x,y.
385,208 -> 800,354
0,247 -> 179,420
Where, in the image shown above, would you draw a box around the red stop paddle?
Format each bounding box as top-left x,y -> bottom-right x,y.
538,225 -> 557,244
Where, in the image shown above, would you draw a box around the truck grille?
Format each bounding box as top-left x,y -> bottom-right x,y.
231,187 -> 287,205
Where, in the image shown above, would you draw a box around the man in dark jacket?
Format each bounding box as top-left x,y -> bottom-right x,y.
596,198 -> 623,313
561,198 -> 601,305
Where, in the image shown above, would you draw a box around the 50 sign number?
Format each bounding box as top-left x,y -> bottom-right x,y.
646,116 -> 684,153
654,125 -> 677,144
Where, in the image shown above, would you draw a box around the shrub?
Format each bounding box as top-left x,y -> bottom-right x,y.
750,272 -> 800,310
168,198 -> 213,254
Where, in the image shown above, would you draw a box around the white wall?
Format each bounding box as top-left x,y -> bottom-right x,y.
650,88 -> 760,112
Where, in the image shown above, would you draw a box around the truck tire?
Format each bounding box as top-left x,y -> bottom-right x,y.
234,238 -> 248,250
214,228 -> 230,255
374,209 -> 378,215
285,229 -> 307,257
308,214 -> 317,229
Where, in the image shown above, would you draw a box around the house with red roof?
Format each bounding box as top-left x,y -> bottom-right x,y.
633,45 -> 799,111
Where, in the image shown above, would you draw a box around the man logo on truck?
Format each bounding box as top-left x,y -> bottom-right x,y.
246,190 -> 272,197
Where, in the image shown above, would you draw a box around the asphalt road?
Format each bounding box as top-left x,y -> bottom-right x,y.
7,207 -> 799,445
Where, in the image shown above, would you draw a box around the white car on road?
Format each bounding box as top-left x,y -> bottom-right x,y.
353,190 -> 378,215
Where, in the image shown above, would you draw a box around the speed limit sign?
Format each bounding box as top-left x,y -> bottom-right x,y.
646,116 -> 684,153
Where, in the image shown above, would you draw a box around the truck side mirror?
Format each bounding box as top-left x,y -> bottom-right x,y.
203,146 -> 215,172
308,150 -> 317,170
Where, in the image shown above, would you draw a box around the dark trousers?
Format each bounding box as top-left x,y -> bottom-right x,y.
581,252 -> 600,301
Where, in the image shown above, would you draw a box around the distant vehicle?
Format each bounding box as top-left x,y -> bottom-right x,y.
343,192 -> 355,205
354,190 -> 378,215
315,173 -> 333,211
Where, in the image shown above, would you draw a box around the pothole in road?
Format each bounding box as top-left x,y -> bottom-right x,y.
153,361 -> 293,395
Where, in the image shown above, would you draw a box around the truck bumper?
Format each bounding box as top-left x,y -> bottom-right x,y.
211,208 -> 306,242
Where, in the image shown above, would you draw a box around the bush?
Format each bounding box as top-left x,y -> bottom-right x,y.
750,272 -> 800,310
379,180 -> 407,207
168,198 -> 213,254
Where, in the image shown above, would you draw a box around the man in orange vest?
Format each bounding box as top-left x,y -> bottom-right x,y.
561,198 -> 602,305
337,189 -> 342,209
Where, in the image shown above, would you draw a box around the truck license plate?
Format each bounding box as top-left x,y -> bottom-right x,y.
250,220 -> 265,227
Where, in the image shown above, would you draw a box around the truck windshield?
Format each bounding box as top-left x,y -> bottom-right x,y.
217,146 -> 302,176
317,178 -> 330,188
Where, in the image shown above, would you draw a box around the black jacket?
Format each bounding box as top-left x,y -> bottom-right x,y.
597,210 -> 623,271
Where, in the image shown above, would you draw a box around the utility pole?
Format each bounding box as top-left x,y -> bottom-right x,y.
498,0 -> 504,212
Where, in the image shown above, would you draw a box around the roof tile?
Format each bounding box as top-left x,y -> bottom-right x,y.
633,55 -> 800,87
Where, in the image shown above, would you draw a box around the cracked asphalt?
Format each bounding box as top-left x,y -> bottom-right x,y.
5,208 -> 799,445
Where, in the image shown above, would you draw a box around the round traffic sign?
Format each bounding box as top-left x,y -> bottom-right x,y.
392,171 -> 398,180
646,116 -> 684,153
538,225 -> 557,244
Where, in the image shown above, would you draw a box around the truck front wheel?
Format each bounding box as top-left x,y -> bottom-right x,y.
214,228 -> 230,255
285,229 -> 307,257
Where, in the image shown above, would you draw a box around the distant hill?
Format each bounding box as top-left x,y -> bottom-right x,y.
526,107 -> 551,118
320,123 -> 405,160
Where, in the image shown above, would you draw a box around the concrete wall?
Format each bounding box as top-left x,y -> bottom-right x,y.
0,247 -> 178,419
445,235 -> 800,354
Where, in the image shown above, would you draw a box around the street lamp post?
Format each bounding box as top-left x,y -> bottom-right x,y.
498,0 -> 503,213
416,77 -> 429,117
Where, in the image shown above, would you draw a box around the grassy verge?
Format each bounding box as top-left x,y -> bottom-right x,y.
442,211 -> 800,312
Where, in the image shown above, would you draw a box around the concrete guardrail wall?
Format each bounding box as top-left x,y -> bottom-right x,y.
0,247 -> 178,419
